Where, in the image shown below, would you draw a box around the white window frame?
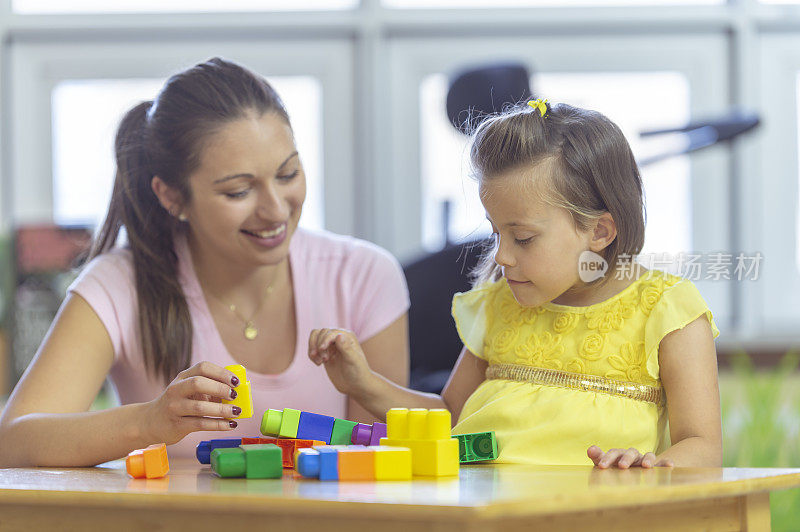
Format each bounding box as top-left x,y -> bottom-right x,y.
7,36 -> 356,236
3,0 -> 800,346
382,33 -> 733,332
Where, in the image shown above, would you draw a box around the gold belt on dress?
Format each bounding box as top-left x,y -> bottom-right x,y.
485,364 -> 664,405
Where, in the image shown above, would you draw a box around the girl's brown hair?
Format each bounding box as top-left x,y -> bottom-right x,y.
470,101 -> 645,286
88,57 -> 290,383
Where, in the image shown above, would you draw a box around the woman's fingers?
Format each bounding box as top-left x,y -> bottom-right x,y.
177,361 -> 239,388
179,416 -> 239,432
178,398 -> 241,419
173,375 -> 236,402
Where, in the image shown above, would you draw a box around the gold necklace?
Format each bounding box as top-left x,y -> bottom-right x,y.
218,283 -> 274,341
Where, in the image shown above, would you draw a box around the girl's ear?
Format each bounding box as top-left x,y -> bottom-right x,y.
151,176 -> 184,218
589,212 -> 617,253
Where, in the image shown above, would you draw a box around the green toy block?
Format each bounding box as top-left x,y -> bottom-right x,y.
241,444 -> 283,479
453,431 -> 498,463
211,448 -> 246,477
278,408 -> 301,438
261,409 -> 283,436
330,418 -> 359,445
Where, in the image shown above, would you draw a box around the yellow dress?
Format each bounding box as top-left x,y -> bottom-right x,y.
451,270 -> 719,465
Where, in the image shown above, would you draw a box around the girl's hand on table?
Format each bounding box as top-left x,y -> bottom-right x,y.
141,362 -> 241,445
587,445 -> 674,469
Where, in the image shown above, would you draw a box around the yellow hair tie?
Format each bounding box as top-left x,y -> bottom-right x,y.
527,98 -> 548,117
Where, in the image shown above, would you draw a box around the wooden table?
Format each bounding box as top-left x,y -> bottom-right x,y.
1,459 -> 798,531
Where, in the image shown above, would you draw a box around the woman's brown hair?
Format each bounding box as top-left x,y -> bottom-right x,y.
470,101 -> 646,287
88,57 -> 290,383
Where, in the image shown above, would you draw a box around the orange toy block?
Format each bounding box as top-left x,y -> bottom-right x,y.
126,443 -> 169,479
337,447 -> 375,481
255,437 -> 324,468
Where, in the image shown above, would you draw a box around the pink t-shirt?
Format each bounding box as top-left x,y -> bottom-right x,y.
68,228 -> 410,458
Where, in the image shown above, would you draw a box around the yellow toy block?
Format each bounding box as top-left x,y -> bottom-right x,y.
223,364 -> 253,419
380,408 -> 459,477
370,446 -> 412,480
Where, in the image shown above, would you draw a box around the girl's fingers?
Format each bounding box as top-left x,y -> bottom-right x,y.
617,448 -> 642,469
597,448 -> 624,469
655,458 -> 675,468
174,375 -> 236,402
587,445 -> 604,465
641,452 -> 658,468
308,329 -> 322,363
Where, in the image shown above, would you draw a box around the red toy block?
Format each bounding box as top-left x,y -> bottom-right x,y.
126,443 -> 169,479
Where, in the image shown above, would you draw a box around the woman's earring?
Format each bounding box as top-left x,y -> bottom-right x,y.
178,213 -> 188,222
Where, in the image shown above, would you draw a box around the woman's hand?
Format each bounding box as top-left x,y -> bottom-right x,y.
141,362 -> 241,445
308,328 -> 374,397
587,445 -> 674,469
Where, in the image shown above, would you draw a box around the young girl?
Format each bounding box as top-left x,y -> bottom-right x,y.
309,100 -> 722,468
0,58 -> 409,467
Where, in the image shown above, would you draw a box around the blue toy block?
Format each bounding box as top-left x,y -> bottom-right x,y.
196,441 -> 211,464
296,411 -> 336,444
317,446 -> 341,480
196,438 -> 242,464
295,448 -> 321,478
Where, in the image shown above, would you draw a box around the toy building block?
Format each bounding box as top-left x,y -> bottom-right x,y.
127,443 -> 170,479
294,445 -> 412,481
351,422 -> 387,446
337,447 -> 375,481
196,438 -> 242,464
222,364 -> 253,419
296,411 -> 336,443
453,431 -> 498,463
268,437 -> 322,468
380,408 -> 459,477
372,446 -> 412,481
330,418 -> 358,445
211,444 -> 283,479
260,408 -> 302,438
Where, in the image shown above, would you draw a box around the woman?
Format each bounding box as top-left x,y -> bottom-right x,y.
0,58 -> 409,466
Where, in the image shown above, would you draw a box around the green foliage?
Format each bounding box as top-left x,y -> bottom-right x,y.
720,351 -> 800,531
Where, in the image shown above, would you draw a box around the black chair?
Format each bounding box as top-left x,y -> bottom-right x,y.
405,241 -> 484,393
406,62 -> 532,393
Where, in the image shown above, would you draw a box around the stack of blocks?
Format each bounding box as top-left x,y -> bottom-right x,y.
453,431 -> 498,463
211,443 -> 283,479
126,443 -> 170,479
197,437 -> 325,469
295,445 -> 412,481
196,438 -> 243,464
380,408 -> 459,476
261,408 -> 385,447
242,436 -> 324,468
222,364 -> 253,418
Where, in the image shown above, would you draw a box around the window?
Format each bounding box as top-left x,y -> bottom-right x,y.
52,76 -> 324,231
419,71 -> 692,261
14,0 -> 357,14
386,0 -> 723,7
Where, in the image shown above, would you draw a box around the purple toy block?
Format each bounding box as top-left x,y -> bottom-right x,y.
351,423 -> 372,445
368,422 -> 387,446
296,411 -> 336,444
351,422 -> 388,446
